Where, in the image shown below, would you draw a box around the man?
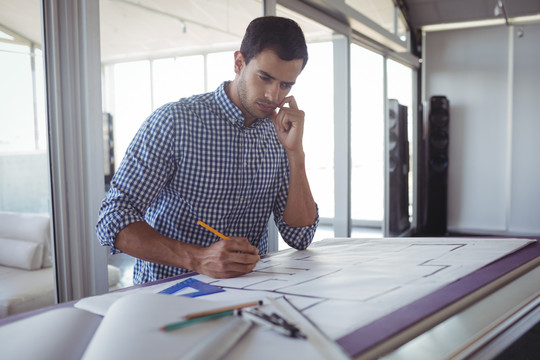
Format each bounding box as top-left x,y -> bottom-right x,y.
96,16 -> 319,284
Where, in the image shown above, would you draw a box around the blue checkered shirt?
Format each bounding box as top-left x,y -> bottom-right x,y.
96,82 -> 319,284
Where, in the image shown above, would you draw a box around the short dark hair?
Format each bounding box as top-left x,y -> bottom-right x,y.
240,16 -> 308,70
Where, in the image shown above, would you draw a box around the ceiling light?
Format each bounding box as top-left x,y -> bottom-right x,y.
494,0 -> 509,25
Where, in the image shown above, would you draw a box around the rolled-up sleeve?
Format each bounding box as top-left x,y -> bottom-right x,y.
275,206 -> 319,250
96,190 -> 150,254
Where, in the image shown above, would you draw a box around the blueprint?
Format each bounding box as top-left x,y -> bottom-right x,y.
75,237 -> 535,340
193,237 -> 535,338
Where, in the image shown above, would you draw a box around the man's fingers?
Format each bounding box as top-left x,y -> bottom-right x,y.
279,95 -> 298,110
215,265 -> 257,278
228,252 -> 260,267
224,237 -> 259,255
198,239 -> 260,278
272,107 -> 297,133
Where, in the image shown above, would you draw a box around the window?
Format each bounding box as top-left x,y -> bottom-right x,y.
387,59 -> 414,226
106,60 -> 152,168
0,40 -> 49,213
0,14 -> 54,317
276,5 -> 336,248
152,56 -> 205,108
350,46 -> 415,236
293,40 -> 335,221
0,42 -> 46,153
350,44 -> 385,225
207,52 -> 234,91
345,0 -> 409,40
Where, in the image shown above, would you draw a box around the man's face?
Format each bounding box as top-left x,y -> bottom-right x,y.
235,49 -> 303,123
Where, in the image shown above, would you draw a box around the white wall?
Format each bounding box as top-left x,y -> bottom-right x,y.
424,23 -> 540,235
509,23 -> 540,234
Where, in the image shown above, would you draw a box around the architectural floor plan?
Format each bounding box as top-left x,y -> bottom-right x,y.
194,237 -> 535,338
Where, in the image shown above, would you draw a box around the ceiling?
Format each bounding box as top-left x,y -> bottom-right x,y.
1,0 -> 539,61
0,0 -> 41,45
0,0 -> 333,62
403,0 -> 540,28
0,0 -> 265,62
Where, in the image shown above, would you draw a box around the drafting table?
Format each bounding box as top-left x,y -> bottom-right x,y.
0,237 -> 539,359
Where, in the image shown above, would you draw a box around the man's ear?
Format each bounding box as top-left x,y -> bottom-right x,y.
234,50 -> 245,75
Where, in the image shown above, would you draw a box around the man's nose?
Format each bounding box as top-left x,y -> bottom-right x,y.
265,82 -> 280,103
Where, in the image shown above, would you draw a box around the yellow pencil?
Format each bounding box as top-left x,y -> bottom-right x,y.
197,220 -> 230,240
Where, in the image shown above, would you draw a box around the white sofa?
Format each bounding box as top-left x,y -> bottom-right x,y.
0,212 -> 121,318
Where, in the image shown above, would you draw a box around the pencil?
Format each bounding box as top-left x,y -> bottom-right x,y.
197,220 -> 230,240
161,310 -> 235,331
183,300 -> 263,320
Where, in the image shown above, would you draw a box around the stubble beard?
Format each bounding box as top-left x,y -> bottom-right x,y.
237,76 -> 273,121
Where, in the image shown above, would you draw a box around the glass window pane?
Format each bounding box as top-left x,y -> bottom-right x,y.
35,49 -> 47,151
387,59 -> 414,225
0,44 -> 35,152
207,51 -> 234,91
351,44 -> 384,223
152,56 -> 205,108
110,60 -> 152,168
387,60 -> 413,109
346,0 -> 396,34
0,2 -> 55,318
294,41 -> 335,220
276,5 -> 335,248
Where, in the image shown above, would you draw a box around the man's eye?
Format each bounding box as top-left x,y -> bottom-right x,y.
259,76 -> 270,81
281,83 -> 292,89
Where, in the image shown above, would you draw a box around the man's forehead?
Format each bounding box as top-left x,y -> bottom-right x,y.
251,50 -> 303,82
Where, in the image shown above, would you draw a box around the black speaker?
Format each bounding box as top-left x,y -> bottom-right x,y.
103,112 -> 115,191
388,99 -> 410,236
425,96 -> 449,235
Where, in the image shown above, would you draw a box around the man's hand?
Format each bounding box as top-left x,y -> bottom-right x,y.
270,95 -> 305,155
115,222 -> 260,279
193,237 -> 260,278
270,96 -> 317,229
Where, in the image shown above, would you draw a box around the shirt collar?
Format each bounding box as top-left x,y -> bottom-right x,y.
216,81 -> 267,129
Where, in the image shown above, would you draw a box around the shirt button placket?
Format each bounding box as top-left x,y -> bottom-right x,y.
238,128 -> 247,205
242,130 -> 249,203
